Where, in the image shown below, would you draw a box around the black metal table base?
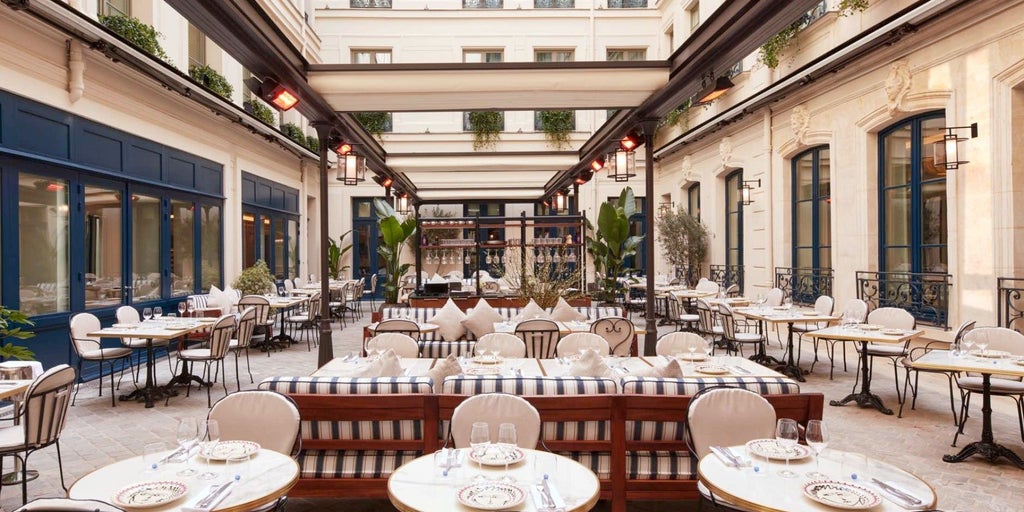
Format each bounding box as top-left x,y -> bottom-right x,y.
774,322 -> 806,382
119,385 -> 177,409
944,373 -> 1024,468
829,391 -> 893,415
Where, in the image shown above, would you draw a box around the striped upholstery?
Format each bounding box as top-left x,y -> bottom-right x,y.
382,305 -> 626,342
627,451 -> 699,480
619,376 -> 801,395
441,376 -> 618,395
556,451 -> 612,480
419,341 -> 476,358
299,450 -> 422,479
260,376 -> 434,395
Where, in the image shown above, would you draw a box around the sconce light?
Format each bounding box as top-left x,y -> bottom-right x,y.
243,76 -> 299,111
658,200 -> 674,218
335,152 -> 366,185
394,192 -> 411,215
739,179 -> 760,206
575,169 -> 594,185
696,75 -> 734,105
553,189 -> 570,214
934,122 -> 978,171
606,149 -> 636,183
619,129 -> 642,152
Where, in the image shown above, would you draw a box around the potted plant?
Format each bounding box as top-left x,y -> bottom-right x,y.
468,111 -> 503,150
374,198 -> 418,305
328,231 -> 353,280
493,247 -> 582,308
657,206 -> 710,286
537,110 -> 574,149
586,187 -> 644,305
232,259 -> 276,296
0,306 -> 36,361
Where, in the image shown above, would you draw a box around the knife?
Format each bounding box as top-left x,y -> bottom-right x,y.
730,365 -> 752,375
711,446 -> 741,467
871,478 -> 922,505
198,479 -> 236,509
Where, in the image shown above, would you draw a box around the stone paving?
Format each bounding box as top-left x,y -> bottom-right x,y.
3,314 -> 1022,511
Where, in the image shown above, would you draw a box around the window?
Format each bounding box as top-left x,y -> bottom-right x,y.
99,0 -> 129,17
879,112 -> 947,273
351,49 -> 392,64
607,0 -> 647,7
463,50 -> 504,63
19,173 -> 70,316
188,23 -> 206,68
607,48 -> 646,61
464,203 -> 504,274
464,0 -> 503,8
170,200 -> 195,297
535,49 -> 574,62
792,146 -> 831,270
84,185 -> 122,310
132,194 -> 162,303
242,210 -> 299,278
687,2 -> 700,31
687,183 -> 701,220
351,0 -> 392,7
535,0 -> 574,7
200,204 -> 222,291
725,171 -> 743,269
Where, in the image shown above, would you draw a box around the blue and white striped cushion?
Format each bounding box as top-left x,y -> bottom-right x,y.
299,450 -> 423,479
579,306 -> 624,319
188,294 -> 211,309
259,376 -> 434,395
626,451 -> 697,480
556,451 -> 612,479
419,341 -> 476,358
441,376 -> 618,395
619,376 -> 801,395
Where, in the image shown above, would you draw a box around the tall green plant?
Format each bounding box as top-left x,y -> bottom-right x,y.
374,198 -> 417,304
327,231 -> 353,280
586,187 -> 644,304
0,307 -> 36,361
657,208 -> 710,286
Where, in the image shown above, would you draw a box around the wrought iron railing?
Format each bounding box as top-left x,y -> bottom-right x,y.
534,0 -> 574,7
709,264 -> 743,294
997,277 -> 1024,334
351,0 -> 392,7
607,0 -> 647,7
775,267 -> 833,305
855,271 -> 952,329
675,265 -> 702,288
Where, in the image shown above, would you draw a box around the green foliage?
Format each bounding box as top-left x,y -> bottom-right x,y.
354,112 -> 392,138
0,307 -> 36,361
837,0 -> 869,16
99,14 -> 169,61
494,248 -> 582,309
537,110 -> 574,149
657,207 -> 710,286
758,24 -> 800,69
327,231 -> 353,280
468,111 -> 503,150
188,64 -> 233,99
280,122 -> 306,146
661,99 -> 693,129
374,199 -> 418,304
244,99 -> 276,125
232,260 -> 275,296
306,135 -> 319,152
586,187 -> 644,304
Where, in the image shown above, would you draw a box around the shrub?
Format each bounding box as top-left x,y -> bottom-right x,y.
232,260 -> 275,296
188,64 -> 233,99
244,99 -> 276,125
99,14 -> 169,61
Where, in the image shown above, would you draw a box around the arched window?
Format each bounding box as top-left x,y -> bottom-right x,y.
791,146 -> 831,270
878,112 -> 947,273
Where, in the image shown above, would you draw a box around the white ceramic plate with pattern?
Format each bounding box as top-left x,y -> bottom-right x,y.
468,446 -> 525,466
744,439 -> 812,461
456,482 -> 526,510
465,366 -> 502,376
676,353 -> 708,362
880,328 -> 906,336
858,324 -> 881,331
113,480 -> 188,509
472,355 -> 504,365
803,479 -> 882,509
694,365 -> 729,375
199,440 -> 260,461
972,349 -> 1011,358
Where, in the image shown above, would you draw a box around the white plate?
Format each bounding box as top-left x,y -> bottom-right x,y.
456,482 -> 526,510
803,479 -> 882,510
744,439 -> 812,461
801,311 -> 822,316
972,349 -> 1011,358
858,324 -> 881,331
676,353 -> 708,362
694,365 -> 729,375
880,328 -> 905,336
472,355 -> 503,365
113,480 -> 188,509
465,366 -> 501,376
468,445 -> 526,466
111,323 -> 137,329
199,440 -> 260,461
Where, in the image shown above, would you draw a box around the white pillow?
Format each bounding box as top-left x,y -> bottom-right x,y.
550,297 -> 586,322
325,349 -> 405,378
634,358 -> 685,378
567,349 -> 615,378
425,354 -> 463,392
207,285 -> 231,310
520,299 -> 551,321
429,274 -> 447,284
428,299 -> 468,342
461,299 -> 503,338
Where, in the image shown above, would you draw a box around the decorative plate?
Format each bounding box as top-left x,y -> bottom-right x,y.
113,480 -> 188,509
456,482 -> 526,510
972,349 -> 1011,358
465,366 -> 501,376
744,439 -> 812,461
111,323 -> 137,329
803,479 -> 882,510
468,445 -> 526,466
880,328 -> 905,336
772,306 -> 789,311
676,353 -> 708,362
199,440 -> 260,461
694,365 -> 729,375
802,311 -> 822,316
472,355 -> 504,365
859,324 -> 881,331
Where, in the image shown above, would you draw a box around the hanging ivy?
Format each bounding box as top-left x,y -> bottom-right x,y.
99,14 -> 169,61
537,110 -> 574,149
759,1 -> 869,69
468,111 -> 503,150
660,99 -> 693,129
354,112 -> 392,138
188,64 -> 233,99
836,0 -> 869,16
244,99 -> 275,125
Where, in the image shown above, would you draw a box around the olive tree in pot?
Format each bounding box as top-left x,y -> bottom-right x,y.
374,198 -> 418,305
586,187 -> 644,305
657,207 -> 710,286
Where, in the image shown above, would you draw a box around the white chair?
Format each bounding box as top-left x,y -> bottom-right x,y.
115,306 -> 172,380
282,279 -> 295,295
367,333 -> 420,358
694,299 -> 724,349
793,295 -> 835,364
812,298 -> 869,379
175,315 -> 237,407
514,319 -> 560,359
590,316 -> 636,356
68,313 -> 133,407
665,294 -> 699,332
656,331 -> 707,357
695,279 -> 720,295
238,295 -> 275,356
762,287 -> 786,347
718,303 -> 766,357
474,333 -> 526,358
953,327 -> 1024,446
284,292 -> 320,351
450,394 -> 540,449
556,333 -> 610,357
372,319 -> 421,344
293,276 -> 306,289
899,320 -> 975,422
363,274 -> 379,310
228,307 -> 258,391
854,307 -> 916,402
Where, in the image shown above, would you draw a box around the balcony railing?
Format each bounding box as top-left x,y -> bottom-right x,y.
775,267 -> 833,305
675,265 -> 702,288
607,0 -> 647,7
464,0 -> 503,7
534,0 -> 574,7
997,277 -> 1024,334
855,271 -> 952,329
709,264 -> 743,294
351,0 -> 392,7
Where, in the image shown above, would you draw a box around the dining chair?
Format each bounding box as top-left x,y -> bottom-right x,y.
694,299 -> 724,349
854,307 -> 916,402
655,331 -> 707,358
898,319 -> 975,423
238,295 -> 275,355
665,294 -> 699,333
474,333 -> 526,358
449,393 -> 540,449
556,333 -> 610,357
763,287 -> 786,348
953,327 -> 1024,447
367,333 -> 420,358
481,280 -> 502,295
228,307 -> 258,391
293,276 -> 306,289
14,498 -> 124,511
589,316 -> 636,356
695,278 -> 720,295
114,305 -> 172,381
792,295 -> 835,365
363,273 -> 378,311
175,315 -> 237,407
68,313 -> 133,407
685,386 -> 776,511
811,298 -> 869,379
284,292 -> 321,351
623,287 -> 647,320
514,319 -> 560,359
374,319 -> 421,342
0,365 -> 76,505
724,284 -> 740,298
718,303 -> 765,357
282,278 -> 295,295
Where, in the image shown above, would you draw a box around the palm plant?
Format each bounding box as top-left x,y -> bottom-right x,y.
586,187 -> 644,304
327,231 -> 353,280
0,306 -> 36,361
374,198 -> 417,304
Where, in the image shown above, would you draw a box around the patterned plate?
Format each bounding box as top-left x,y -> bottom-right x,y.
472,355 -> 504,365
858,324 -> 881,331
744,439 -> 812,461
676,353 -> 708,362
880,328 -> 905,336
113,480 -> 188,509
803,479 -> 882,510
801,311 -> 822,316
456,482 -> 526,510
972,349 -> 1011,358
199,440 -> 260,461
694,365 -> 729,375
111,323 -> 137,329
465,366 -> 501,376
468,445 -> 526,466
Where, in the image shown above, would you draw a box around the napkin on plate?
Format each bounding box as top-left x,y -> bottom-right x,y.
181,481 -> 235,512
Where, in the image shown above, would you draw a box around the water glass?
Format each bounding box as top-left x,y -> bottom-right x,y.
843,452 -> 867,481
433,449 -> 460,487
175,417 -> 199,477
775,418 -> 799,478
805,420 -> 829,478
225,453 -> 250,484
469,422 -> 490,481
144,442 -> 167,474
197,419 -> 221,480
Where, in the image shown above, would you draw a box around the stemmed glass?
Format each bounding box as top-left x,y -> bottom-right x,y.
775,418 -> 800,478
186,299 -> 196,317
805,420 -> 829,478
962,336 -> 976,358
197,419 -> 220,480
178,302 -> 187,317
470,422 -> 490,481
175,417 -> 199,476
153,306 -> 163,320
464,250 -> 471,265
497,423 -> 517,483
975,337 -> 989,357
142,307 -> 153,322
783,296 -> 793,310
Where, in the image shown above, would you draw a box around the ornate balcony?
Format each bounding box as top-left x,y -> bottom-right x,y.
775,267 -> 833,306
709,264 -> 742,294
997,277 -> 1024,334
855,271 -> 952,329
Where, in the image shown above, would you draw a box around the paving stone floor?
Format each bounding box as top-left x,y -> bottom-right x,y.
4,313 -> 1022,511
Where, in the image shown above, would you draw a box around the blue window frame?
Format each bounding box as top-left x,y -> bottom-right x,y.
725,171 -> 743,269
687,183 -> 701,220
352,198 -> 382,293
791,146 -> 831,270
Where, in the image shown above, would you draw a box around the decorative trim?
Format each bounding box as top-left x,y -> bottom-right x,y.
884,60 -> 913,117
67,40 -> 84,103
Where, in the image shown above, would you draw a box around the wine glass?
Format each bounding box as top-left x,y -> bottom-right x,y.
962,336 -> 976,357
153,306 -> 163,320
686,340 -> 698,361
186,299 -> 196,317
783,296 -> 793,310
142,307 -> 153,322
975,337 -> 989,357
470,422 -> 490,481
464,250 -> 471,265
178,301 -> 187,316
805,420 -> 829,478
497,423 -> 517,482
197,419 -> 221,480
175,417 -> 199,476
775,418 -> 800,478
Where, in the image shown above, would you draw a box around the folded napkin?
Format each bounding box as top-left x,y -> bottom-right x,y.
531,477 -> 566,511
181,480 -> 236,512
567,349 -> 615,378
